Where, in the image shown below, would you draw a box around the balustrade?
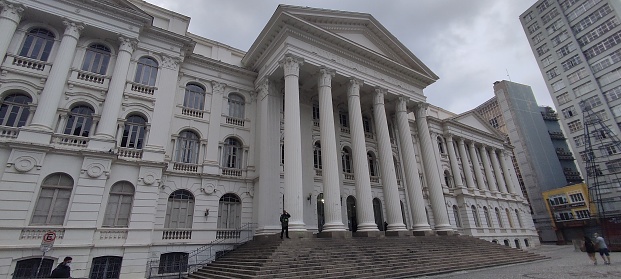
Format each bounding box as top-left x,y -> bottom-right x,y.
216,229 -> 241,239
370,176 -> 380,183
98,229 -> 128,239
52,134 -> 89,147
221,168 -> 242,177
9,54 -> 50,72
162,229 -> 192,240
74,69 -> 107,85
181,107 -> 204,118
0,126 -> 19,139
117,147 -> 143,159
20,228 -> 65,239
344,173 -> 355,180
173,162 -> 198,172
128,81 -> 156,95
225,116 -> 244,127
341,127 -> 350,134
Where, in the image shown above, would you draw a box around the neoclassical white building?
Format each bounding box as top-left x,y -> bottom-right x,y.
0,0 -> 538,278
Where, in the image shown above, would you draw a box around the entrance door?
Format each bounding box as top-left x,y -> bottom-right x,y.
317,193 -> 325,232
346,195 -> 357,232
373,198 -> 384,231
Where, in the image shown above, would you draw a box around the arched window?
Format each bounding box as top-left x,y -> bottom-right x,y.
341,148 -> 352,173
515,209 -> 523,227
437,136 -> 445,154
524,239 -> 530,247
362,116 -> 372,134
64,105 -> 94,137
174,130 -> 200,164
400,200 -> 407,228
217,193 -> 241,229
31,173 -> 74,225
453,205 -> 461,227
228,93 -> 245,119
506,208 -> 514,228
90,256 -> 122,279
82,44 -> 111,75
313,142 -> 322,169
514,239 -> 521,249
471,205 -> 481,227
19,28 -> 55,61
164,190 -> 194,228
339,110 -> 349,128
495,207 -> 503,228
483,206 -> 491,227
223,137 -> 242,169
183,84 -> 205,110
13,258 -> 54,278
312,102 -> 320,121
444,170 -> 453,188
0,93 -> 31,127
134,57 -> 158,86
503,239 -> 510,246
373,198 -> 384,231
121,115 -> 146,149
158,252 -> 188,274
103,181 -> 134,227
368,152 -> 378,177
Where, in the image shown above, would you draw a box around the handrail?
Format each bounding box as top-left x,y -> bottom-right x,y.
146,222 -> 256,279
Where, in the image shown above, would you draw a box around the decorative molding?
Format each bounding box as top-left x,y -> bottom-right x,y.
62,19 -> 84,39
347,78 -> 363,97
318,67 -> 335,88
279,55 -> 303,77
0,1 -> 25,23
161,55 -> 181,70
212,81 -> 226,94
118,36 -> 138,53
83,162 -> 109,178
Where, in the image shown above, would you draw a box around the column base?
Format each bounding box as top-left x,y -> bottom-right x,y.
412,230 -> 435,236
353,231 -> 384,238
385,231 -> 411,237
16,127 -> 53,145
317,231 -> 352,238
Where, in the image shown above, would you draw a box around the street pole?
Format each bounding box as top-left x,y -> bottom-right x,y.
35,251 -> 46,278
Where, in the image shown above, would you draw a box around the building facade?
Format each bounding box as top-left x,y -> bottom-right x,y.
0,1 -> 537,278
520,0 -> 621,215
542,183 -> 596,242
474,80 -> 582,242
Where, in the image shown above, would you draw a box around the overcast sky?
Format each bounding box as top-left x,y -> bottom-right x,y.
144,0 -> 547,114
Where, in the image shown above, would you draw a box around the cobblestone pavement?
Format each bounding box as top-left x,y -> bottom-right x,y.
422,244 -> 620,279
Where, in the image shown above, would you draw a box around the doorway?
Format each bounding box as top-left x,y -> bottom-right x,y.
317,193 -> 325,232
373,198 -> 384,231
346,195 -> 357,232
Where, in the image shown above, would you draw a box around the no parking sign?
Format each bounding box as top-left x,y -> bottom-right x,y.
40,231 -> 56,252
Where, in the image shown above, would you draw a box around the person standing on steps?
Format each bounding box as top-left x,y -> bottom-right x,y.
280,210 -> 290,239
593,233 -> 611,265
583,236 -> 597,265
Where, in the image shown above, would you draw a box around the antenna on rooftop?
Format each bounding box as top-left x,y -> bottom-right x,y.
506,69 -> 512,81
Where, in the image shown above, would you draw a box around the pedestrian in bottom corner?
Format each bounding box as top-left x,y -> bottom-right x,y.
583,236 -> 598,265
280,210 -> 291,239
49,256 -> 72,278
593,233 -> 611,265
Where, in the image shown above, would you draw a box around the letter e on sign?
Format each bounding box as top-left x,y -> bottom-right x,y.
42,231 -> 56,244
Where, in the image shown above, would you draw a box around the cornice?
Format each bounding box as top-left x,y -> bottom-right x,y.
185,54 -> 258,80
56,0 -> 152,26
141,26 -> 195,51
441,118 -> 506,143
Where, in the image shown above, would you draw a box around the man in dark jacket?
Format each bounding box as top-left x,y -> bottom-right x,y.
50,256 -> 72,278
280,210 -> 291,239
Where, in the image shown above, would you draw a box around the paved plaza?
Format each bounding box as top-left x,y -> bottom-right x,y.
423,244 -> 620,279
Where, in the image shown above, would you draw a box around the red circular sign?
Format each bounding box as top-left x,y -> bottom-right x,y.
42,231 -> 56,244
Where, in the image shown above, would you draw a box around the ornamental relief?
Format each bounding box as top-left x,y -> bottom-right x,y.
7,150 -> 45,173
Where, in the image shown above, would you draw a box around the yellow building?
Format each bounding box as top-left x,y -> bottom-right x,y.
542,183 -> 596,243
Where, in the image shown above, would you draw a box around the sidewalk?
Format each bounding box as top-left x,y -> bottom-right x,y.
422,244 -> 620,279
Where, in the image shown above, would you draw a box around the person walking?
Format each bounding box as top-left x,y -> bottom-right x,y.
593,233 -> 611,265
49,256 -> 72,278
583,236 -> 597,265
280,210 -> 290,239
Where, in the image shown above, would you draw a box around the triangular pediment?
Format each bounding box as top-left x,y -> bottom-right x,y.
451,111 -> 501,136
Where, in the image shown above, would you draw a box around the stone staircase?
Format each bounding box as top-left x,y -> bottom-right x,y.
187,235 -> 547,279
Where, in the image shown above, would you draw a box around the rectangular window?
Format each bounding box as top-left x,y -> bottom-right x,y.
583,95 -> 603,109
533,32 -> 545,44
573,82 -> 595,97
541,56 -> 554,67
601,144 -> 618,155
604,85 -> 621,101
547,67 -> 560,79
523,11 -> 534,23
555,211 -> 574,221
536,44 -> 549,56
561,55 -> 582,71
567,68 -> 589,84
557,92 -> 571,105
528,22 -> 540,34
590,49 -> 621,73
567,119 -> 583,133
549,195 -> 568,205
560,0 -> 581,11
569,192 -> 585,203
584,110 -> 609,124
584,31 -> 621,60
575,209 -> 590,219
546,20 -> 563,34
578,17 -> 619,47
542,8 -> 559,24
566,0 -> 602,21
556,42 -> 577,58
551,31 -> 569,47
538,0 -> 551,13
612,105 -> 621,118
574,135 -> 585,147
552,80 -> 566,92
572,4 -> 612,34
598,67 -> 621,87
562,106 -> 577,118
607,160 -> 621,173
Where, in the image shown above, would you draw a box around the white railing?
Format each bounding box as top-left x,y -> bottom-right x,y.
117,147 -> 142,159
315,169 -> 322,176
225,116 -> 244,127
181,107 -> 204,118
364,132 -> 374,139
98,229 -> 128,240
341,127 -> 350,134
75,70 -> 107,84
390,137 -> 396,145
370,176 -> 380,183
128,82 -> 156,95
0,126 -> 19,139
20,228 -> 65,240
173,162 -> 199,172
344,173 -> 355,180
221,168 -> 242,177
216,229 -> 241,239
162,229 -> 192,240
313,120 -> 319,127
9,55 -> 50,72
52,134 -> 89,147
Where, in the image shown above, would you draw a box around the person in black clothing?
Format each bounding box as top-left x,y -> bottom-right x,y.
280,210 -> 291,239
50,256 -> 72,278
584,236 -> 597,265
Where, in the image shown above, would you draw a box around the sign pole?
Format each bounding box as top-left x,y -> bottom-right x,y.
35,251 -> 46,278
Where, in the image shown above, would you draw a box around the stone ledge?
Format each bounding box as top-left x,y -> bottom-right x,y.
352,231 -> 384,238
317,231 -> 352,238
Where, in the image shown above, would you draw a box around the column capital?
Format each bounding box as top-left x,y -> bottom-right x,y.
162,54 -> 181,70
118,36 -> 138,53
395,96 -> 409,113
318,67 -> 335,88
373,87 -> 387,105
347,77 -> 363,97
212,81 -> 226,94
62,19 -> 84,39
279,55 -> 303,77
414,102 -> 428,118
444,134 -> 454,142
0,1 -> 25,23
257,78 -> 270,100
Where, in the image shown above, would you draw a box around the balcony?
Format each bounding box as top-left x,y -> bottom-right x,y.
313,120 -> 319,128
0,126 -> 19,139
97,229 -> 128,240
315,169 -> 322,176
225,116 -> 245,127
221,168 -> 242,177
344,173 -> 354,180
69,69 -> 109,89
172,162 -> 199,173
556,148 -> 574,160
20,228 -> 65,240
128,81 -> 156,95
548,131 -> 566,139
370,176 -> 380,183
181,106 -> 204,118
216,229 -> 242,239
341,127 -> 350,134
52,134 -> 89,148
5,54 -> 51,75
162,229 -> 192,240
364,132 -> 374,139
117,147 -> 143,159
540,111 -> 559,121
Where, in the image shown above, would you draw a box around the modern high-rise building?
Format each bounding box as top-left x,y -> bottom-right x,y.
521,0 -> 621,216
475,80 -> 583,242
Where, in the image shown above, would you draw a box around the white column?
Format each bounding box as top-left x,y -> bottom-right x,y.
347,78 -> 377,232
490,148 -> 508,193
458,138 -> 475,189
414,103 -> 451,231
445,135 -> 464,188
318,67 -> 346,232
373,88 -> 406,231
95,37 -> 136,139
0,1 -> 24,62
280,55 -> 306,231
499,151 -> 518,195
480,145 -> 498,192
30,20 -> 83,130
395,97 -> 430,231
469,142 -> 485,191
